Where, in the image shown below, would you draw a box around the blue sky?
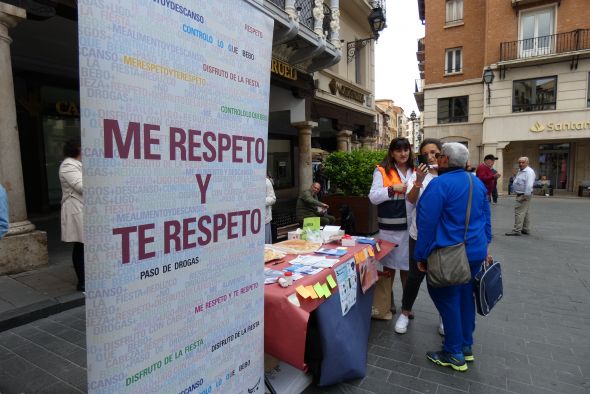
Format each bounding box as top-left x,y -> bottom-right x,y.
375,0 -> 425,116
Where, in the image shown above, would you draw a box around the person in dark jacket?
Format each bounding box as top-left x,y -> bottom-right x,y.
296,182 -> 335,226
415,142 -> 492,372
476,154 -> 500,203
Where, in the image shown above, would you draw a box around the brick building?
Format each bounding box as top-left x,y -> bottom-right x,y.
415,0 -> 590,193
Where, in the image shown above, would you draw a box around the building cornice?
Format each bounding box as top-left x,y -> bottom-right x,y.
424,78 -> 482,91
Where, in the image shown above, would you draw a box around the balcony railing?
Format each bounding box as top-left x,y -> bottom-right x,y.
295,0 -> 314,30
322,3 -> 332,41
500,29 -> 590,62
268,0 -> 286,8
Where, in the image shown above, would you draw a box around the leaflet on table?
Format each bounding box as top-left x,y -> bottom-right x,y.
289,255 -> 338,268
285,264 -> 324,276
356,237 -> 377,245
315,247 -> 347,257
264,268 -> 304,284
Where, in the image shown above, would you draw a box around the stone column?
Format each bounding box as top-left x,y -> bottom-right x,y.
360,137 -> 377,150
336,130 -> 352,152
0,3 -> 48,274
293,121 -> 317,193
495,142 -> 510,194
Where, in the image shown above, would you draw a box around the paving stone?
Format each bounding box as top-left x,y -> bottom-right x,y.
506,380 -> 559,394
386,370 -> 438,393
359,376 -> 412,394
465,382 -> 510,394
37,381 -> 85,394
370,344 -> 413,363
364,364 -> 390,381
418,369 -> 470,392
375,356 -> 422,378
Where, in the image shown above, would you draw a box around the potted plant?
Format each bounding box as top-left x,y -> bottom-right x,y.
322,149 -> 386,235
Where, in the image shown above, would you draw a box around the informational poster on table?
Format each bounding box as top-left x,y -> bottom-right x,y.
78,1 -> 273,392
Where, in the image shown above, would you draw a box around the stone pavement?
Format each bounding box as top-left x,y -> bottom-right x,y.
0,215 -> 84,332
1,197 -> 590,393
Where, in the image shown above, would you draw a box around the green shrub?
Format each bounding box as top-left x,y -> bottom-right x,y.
323,149 -> 386,196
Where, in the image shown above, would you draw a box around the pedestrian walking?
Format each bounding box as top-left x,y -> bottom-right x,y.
59,139 -> 85,292
394,138 -> 445,335
0,184 -> 8,239
415,142 -> 492,372
265,174 -> 276,244
505,157 -> 535,236
369,137 -> 414,314
476,154 -> 500,204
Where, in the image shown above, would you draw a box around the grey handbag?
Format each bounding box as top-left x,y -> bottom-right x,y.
426,173 -> 473,288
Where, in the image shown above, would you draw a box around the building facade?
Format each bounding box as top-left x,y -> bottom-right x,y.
416,0 -> 590,193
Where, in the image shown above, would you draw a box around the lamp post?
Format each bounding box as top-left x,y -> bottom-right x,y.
410,110 -> 419,152
482,67 -> 495,105
347,4 -> 386,63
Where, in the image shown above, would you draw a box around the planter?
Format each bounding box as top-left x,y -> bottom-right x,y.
323,195 -> 378,235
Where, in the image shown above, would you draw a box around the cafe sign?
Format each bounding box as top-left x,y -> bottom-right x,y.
329,79 -> 365,104
530,120 -> 590,133
271,58 -> 297,80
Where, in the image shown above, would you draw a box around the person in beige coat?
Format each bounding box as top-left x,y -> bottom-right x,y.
60,139 -> 84,291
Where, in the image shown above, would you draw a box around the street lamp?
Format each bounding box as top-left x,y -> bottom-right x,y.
347,4 -> 387,63
482,67 -> 495,105
409,111 -> 419,151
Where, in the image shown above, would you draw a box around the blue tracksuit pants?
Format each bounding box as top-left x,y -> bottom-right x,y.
427,262 -> 481,356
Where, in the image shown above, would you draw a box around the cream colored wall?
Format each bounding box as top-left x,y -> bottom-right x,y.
423,80 -> 484,127
488,59 -> 590,116
423,81 -> 485,165
328,2 -> 374,92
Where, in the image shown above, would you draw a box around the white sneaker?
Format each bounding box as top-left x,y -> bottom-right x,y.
394,314 -> 410,334
545,194 -> 550,197
438,317 -> 445,336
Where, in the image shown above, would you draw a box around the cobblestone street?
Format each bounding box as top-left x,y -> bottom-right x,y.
1,196 -> 590,393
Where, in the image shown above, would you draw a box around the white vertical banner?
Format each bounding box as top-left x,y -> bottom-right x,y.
78,1 -> 273,392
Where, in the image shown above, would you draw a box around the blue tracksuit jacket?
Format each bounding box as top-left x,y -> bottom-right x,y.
414,169 -> 492,264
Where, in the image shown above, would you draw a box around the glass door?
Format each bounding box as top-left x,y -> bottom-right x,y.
538,143 -> 570,190
520,7 -> 554,58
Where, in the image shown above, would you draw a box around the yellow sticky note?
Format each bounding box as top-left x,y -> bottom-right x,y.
306,285 -> 318,299
354,252 -> 362,264
313,282 -> 324,298
326,274 -> 337,289
367,247 -> 375,257
296,286 -> 310,299
322,283 -> 331,298
359,250 -> 367,262
363,248 -> 369,260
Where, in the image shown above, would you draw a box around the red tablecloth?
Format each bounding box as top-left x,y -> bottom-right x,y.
264,240 -> 396,370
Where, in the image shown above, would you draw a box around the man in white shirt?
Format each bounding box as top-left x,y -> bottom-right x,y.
506,157 -> 536,236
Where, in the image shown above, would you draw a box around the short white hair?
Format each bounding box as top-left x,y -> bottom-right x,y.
442,142 -> 469,168
518,156 -> 529,164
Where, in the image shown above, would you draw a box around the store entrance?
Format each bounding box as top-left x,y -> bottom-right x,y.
538,143 -> 570,189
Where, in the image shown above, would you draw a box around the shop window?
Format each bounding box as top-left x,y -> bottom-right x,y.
512,76 -> 556,112
437,96 -> 468,124
445,48 -> 462,75
268,139 -> 294,190
446,0 -> 463,24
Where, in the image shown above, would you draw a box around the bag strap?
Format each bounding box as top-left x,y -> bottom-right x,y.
464,173 -> 473,242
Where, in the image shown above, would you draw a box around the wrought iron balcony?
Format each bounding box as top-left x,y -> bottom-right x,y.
268,0 -> 286,8
500,29 -> 590,62
296,0 -> 314,30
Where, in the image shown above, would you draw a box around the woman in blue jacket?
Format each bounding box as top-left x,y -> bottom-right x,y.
415,142 -> 492,372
